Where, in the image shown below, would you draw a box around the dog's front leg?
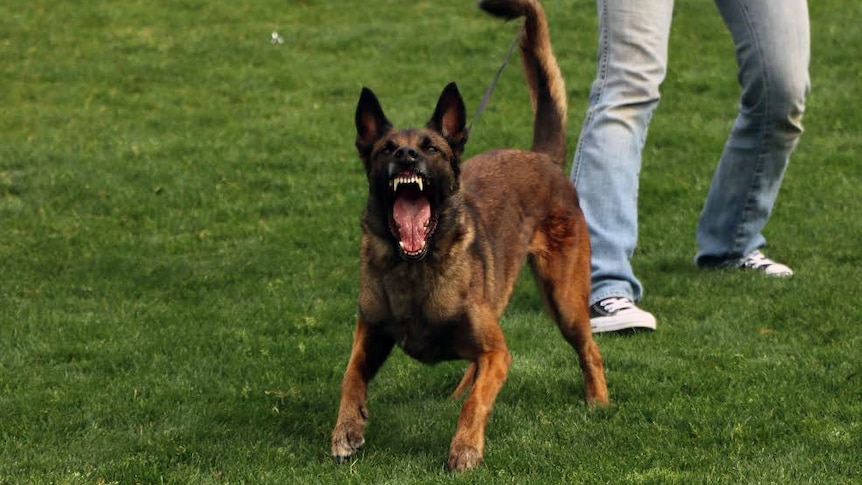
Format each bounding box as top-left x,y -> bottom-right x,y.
447,323 -> 511,471
332,317 -> 394,463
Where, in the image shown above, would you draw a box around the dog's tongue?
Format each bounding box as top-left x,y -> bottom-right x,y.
393,190 -> 430,254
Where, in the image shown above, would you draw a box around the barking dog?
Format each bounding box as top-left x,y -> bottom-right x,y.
331,0 -> 609,471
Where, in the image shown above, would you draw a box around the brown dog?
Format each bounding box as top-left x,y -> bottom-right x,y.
331,0 -> 608,471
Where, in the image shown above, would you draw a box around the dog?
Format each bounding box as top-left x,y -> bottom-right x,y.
331,0 -> 608,471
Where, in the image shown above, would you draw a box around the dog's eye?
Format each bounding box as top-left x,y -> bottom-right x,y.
379,142 -> 397,155
420,137 -> 440,155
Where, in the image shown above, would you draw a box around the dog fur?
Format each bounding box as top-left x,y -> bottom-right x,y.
331,0 -> 608,471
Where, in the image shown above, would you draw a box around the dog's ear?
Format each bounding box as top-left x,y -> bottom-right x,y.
427,82 -> 468,159
355,87 -> 392,160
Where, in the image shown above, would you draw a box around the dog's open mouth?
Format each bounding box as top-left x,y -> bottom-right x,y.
389,171 -> 436,260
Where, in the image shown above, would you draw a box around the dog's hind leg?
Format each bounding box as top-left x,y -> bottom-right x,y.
332,317 -> 395,463
528,212 -> 609,406
452,363 -> 477,400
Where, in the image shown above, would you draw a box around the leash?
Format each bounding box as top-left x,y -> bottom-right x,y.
468,25 -> 524,133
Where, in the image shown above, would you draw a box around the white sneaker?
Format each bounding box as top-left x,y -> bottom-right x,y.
589,297 -> 656,333
738,250 -> 794,277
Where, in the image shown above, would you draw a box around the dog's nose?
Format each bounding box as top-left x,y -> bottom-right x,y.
394,147 -> 419,161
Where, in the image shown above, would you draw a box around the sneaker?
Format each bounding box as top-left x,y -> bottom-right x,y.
738,250 -> 794,277
589,297 -> 657,333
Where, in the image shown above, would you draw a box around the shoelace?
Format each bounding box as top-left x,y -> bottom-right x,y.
740,250 -> 777,270
599,298 -> 634,313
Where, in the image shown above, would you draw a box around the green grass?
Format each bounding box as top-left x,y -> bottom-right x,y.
1,0 -> 860,483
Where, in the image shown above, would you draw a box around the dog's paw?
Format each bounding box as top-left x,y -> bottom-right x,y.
447,444 -> 483,472
331,423 -> 365,464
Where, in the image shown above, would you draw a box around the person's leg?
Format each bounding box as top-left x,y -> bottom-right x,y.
571,0 -> 674,314
695,0 -> 810,268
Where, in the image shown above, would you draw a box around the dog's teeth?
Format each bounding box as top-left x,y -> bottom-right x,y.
391,175 -> 426,192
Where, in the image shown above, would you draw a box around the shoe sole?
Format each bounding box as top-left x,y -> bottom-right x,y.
590,316 -> 657,334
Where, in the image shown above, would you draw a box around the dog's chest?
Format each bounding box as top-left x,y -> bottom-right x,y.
385,273 -> 463,317
386,317 -> 465,364
365,269 -> 471,364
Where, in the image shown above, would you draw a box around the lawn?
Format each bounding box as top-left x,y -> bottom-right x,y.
1,0 -> 860,483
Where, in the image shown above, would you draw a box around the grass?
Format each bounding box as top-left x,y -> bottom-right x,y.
1,0 -> 860,483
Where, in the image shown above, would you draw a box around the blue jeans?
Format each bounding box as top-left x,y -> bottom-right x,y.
570,0 -> 810,305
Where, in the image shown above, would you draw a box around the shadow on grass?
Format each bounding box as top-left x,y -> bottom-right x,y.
265,360 -> 466,471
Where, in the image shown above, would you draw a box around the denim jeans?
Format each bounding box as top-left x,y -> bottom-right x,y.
570,0 -> 810,305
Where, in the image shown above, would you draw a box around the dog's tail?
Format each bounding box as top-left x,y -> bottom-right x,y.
480,0 -> 567,165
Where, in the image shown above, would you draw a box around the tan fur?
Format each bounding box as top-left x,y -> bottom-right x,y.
331,0 -> 608,471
